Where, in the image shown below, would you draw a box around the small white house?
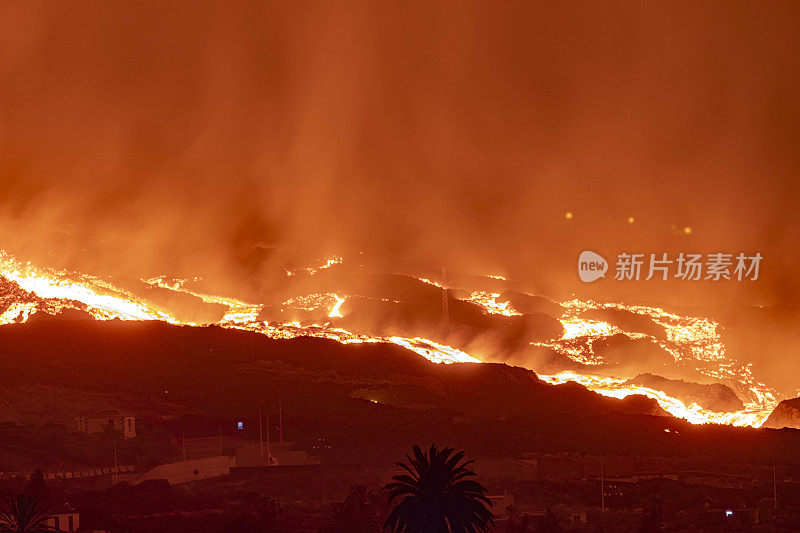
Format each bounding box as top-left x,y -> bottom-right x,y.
46,508 -> 79,532
75,409 -> 137,439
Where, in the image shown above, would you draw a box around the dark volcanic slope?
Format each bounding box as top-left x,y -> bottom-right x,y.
626,373 -> 744,412
590,334 -> 675,377
0,320 -> 798,465
763,397 -> 800,429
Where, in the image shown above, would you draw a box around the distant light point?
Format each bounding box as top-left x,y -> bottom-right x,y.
628,216 -> 635,224
565,212 -> 573,220
683,226 -> 692,235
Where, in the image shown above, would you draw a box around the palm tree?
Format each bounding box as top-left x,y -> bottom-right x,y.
0,494 -> 56,532
384,444 -> 494,533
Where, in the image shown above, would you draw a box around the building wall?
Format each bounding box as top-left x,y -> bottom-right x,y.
75,415 -> 137,439
47,512 -> 79,532
121,416 -> 136,439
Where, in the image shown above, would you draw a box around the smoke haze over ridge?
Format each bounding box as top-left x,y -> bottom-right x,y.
1,1 -> 799,307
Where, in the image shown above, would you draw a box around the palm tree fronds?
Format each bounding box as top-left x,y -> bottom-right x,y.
384,444 -> 494,533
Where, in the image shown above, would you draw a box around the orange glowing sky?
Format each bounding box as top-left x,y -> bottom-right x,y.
0,1 -> 798,308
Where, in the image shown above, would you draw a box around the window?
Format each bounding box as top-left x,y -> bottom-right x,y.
68,515 -> 74,532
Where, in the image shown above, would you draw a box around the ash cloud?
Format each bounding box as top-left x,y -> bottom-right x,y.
0,1 -> 799,307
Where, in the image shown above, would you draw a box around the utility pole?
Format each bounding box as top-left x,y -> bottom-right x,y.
259,405 -> 264,459
600,455 -> 605,512
266,411 -> 271,464
279,398 -> 283,447
182,431 -> 187,484
320,443 -> 326,505
774,459 -> 778,509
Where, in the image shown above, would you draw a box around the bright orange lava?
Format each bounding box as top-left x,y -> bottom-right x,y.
0,250 -> 777,427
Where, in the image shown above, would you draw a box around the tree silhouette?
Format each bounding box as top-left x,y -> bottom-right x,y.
0,494 -> 56,532
535,507 -> 562,533
384,444 -> 494,533
323,484 -> 383,532
507,506 -> 525,533
25,471 -> 49,502
639,494 -> 664,533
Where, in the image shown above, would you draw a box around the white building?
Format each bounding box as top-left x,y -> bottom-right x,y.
46,507 -> 79,532
75,409 -> 137,439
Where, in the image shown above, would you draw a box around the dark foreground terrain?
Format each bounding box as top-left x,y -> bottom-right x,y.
1,318 -> 799,531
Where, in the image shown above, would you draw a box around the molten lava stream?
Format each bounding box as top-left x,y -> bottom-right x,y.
0,250 -> 777,428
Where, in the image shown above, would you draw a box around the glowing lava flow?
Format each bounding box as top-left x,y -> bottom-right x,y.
144,276 -> 260,324
328,294 -> 345,318
387,336 -> 480,364
0,302 -> 38,325
1,252 -> 178,323
0,252 -> 477,366
285,256 -> 343,277
465,291 -> 521,316
544,299 -> 777,427
417,277 -> 445,289
280,293 -> 343,315
451,278 -> 776,427
142,277 -> 476,364
0,250 -> 779,426
537,371 -> 768,427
